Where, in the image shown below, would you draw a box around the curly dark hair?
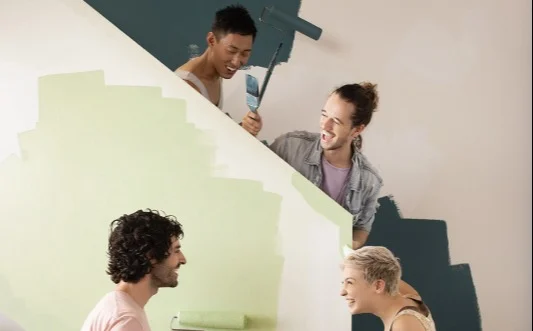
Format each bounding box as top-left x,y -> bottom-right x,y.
106,209 -> 184,284
212,4 -> 257,41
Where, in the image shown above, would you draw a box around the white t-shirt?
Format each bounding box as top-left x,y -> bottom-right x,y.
80,291 -> 151,331
175,69 -> 224,109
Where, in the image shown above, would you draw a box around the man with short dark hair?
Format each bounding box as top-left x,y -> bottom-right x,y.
175,4 -> 262,136
80,209 -> 187,331
270,82 -> 383,250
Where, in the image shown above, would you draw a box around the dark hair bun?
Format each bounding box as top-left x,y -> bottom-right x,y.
360,82 -> 379,112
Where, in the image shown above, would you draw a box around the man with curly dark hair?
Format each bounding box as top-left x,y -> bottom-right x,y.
81,209 -> 186,331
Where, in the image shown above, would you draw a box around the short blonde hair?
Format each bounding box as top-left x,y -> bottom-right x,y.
343,246 -> 402,295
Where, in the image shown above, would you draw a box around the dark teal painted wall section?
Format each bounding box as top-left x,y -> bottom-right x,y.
83,0 -> 301,70
353,196 -> 482,331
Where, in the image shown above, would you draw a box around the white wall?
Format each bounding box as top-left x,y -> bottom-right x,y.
223,0 -> 532,330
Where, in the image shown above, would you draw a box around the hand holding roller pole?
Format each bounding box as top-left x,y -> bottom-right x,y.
243,6 -> 323,145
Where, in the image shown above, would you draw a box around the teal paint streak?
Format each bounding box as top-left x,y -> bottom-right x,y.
83,0 -> 302,70
352,196 -> 482,331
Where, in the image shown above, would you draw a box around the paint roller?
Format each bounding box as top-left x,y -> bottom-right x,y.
259,6 -> 322,41
246,6 -> 323,112
171,311 -> 247,330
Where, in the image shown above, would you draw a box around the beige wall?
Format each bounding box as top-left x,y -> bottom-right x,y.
222,0 -> 532,330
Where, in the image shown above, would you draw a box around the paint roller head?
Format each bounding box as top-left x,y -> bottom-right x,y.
176,311 -> 247,330
260,6 -> 322,41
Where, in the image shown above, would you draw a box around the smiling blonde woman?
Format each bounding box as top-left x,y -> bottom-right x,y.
340,246 -> 437,331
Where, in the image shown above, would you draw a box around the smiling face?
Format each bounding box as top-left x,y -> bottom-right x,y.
340,266 -> 382,315
208,32 -> 253,79
150,236 -> 187,288
320,92 -> 364,151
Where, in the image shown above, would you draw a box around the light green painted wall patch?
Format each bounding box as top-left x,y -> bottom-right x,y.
291,172 -> 352,253
0,71 -> 283,331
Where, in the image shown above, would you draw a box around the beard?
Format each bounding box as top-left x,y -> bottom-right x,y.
150,264 -> 178,288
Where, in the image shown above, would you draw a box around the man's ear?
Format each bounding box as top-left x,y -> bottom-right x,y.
207,32 -> 217,47
351,124 -> 365,139
146,251 -> 157,266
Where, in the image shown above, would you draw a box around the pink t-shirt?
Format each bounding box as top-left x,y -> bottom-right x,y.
80,290 -> 151,331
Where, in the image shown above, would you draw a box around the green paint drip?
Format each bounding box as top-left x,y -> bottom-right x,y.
0,71 -> 283,331
291,172 -> 352,254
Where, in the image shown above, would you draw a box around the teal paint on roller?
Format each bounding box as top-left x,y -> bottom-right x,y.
175,311 -> 247,330
259,6 -> 322,41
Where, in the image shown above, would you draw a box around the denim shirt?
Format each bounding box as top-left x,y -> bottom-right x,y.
270,130 -> 383,232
